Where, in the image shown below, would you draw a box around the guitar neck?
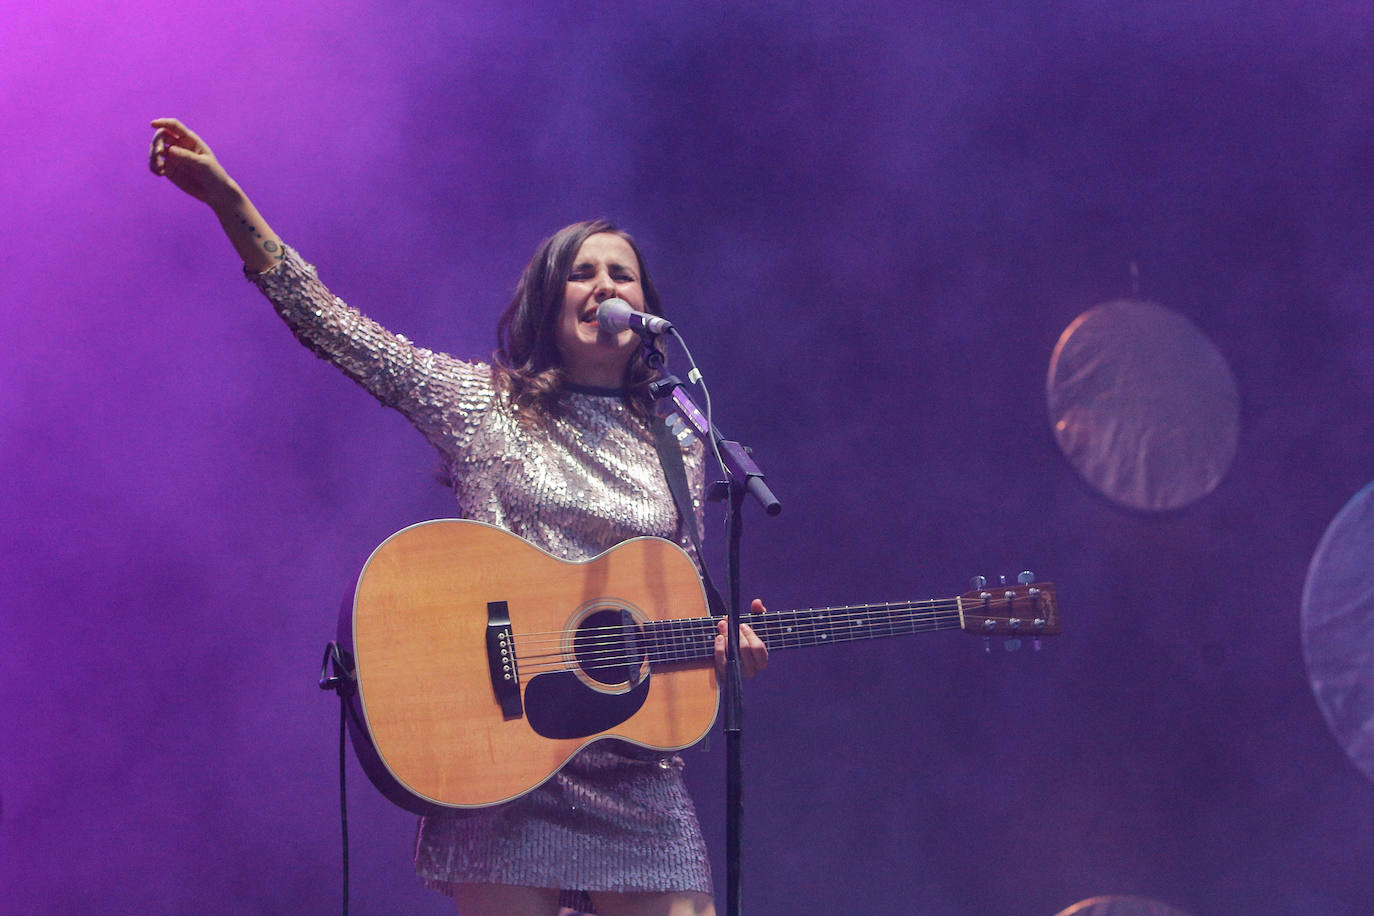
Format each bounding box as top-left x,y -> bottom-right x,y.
644,598 -> 968,665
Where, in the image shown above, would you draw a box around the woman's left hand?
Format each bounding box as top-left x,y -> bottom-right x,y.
715,598 -> 770,678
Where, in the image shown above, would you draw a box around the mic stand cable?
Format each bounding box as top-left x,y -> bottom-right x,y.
319,641 -> 357,916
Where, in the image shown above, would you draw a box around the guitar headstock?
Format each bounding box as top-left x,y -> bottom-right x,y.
957,574 -> 1060,638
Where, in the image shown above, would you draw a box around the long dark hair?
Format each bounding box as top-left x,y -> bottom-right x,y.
491,219 -> 666,424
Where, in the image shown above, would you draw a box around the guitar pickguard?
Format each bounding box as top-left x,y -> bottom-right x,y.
525,671 -> 651,739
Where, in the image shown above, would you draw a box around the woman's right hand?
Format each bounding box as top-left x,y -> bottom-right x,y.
148,118 -> 239,210
148,118 -> 283,272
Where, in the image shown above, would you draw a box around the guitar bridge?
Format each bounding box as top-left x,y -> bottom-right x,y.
486,601 -> 523,719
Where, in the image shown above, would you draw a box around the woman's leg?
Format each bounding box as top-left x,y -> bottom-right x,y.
450,883 -> 562,916
588,891 -> 716,916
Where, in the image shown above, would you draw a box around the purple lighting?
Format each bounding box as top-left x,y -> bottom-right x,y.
4,1 -> 1374,913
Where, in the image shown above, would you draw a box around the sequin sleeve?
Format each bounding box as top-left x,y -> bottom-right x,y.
687,438 -> 706,554
247,245 -> 491,460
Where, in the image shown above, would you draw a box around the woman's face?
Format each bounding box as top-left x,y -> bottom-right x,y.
555,232 -> 647,387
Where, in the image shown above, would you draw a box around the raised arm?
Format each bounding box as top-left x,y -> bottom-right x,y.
148,118 -> 283,274
147,117 -> 494,463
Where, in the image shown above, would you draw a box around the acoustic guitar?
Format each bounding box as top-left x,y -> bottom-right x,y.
336,518 -> 1060,814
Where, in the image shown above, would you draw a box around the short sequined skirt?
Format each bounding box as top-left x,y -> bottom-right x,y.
414,740 -> 712,909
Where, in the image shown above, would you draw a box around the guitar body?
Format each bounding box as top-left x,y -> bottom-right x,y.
339,519 -> 718,814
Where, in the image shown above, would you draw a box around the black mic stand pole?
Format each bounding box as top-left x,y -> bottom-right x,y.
644,341 -> 781,916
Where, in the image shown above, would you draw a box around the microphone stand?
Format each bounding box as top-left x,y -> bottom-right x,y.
643,339 -> 781,916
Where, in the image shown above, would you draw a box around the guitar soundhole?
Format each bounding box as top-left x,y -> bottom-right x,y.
574,608 -> 647,689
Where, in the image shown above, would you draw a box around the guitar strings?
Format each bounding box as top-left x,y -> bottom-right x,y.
508,597 -> 970,645
511,608 -> 961,658
509,600 -> 968,656
510,612 -> 970,675
509,599 -> 1029,661
505,597 -> 1043,676
508,594 -> 1033,649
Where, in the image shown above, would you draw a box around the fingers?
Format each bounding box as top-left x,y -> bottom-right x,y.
741,622 -> 768,676
148,128 -> 188,176
148,118 -> 210,177
713,612 -> 770,678
148,129 -> 166,175
148,118 -> 233,206
149,123 -> 181,177
152,144 -> 207,187
150,117 -> 204,150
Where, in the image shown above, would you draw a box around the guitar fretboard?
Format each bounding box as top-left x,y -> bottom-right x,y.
643,600 -> 965,664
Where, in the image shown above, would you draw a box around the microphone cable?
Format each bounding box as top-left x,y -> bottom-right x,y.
319,641 -> 357,916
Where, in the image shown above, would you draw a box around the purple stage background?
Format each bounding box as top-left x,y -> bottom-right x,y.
4,1 -> 1374,913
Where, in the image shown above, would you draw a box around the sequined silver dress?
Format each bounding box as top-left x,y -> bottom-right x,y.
250,247 -> 712,906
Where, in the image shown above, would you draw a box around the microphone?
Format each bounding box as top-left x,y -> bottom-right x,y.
597,298 -> 673,336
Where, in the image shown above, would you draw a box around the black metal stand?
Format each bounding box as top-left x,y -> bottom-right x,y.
723,480 -> 746,916
644,335 -> 780,916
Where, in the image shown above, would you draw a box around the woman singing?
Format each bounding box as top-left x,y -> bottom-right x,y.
148,118 -> 767,916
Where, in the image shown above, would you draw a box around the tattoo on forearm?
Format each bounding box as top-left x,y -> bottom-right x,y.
264,239 -> 283,260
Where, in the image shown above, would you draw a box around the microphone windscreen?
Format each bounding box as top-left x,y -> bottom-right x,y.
597,298 -> 635,333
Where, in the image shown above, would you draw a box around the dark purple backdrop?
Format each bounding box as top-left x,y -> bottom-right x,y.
4,1 -> 1374,913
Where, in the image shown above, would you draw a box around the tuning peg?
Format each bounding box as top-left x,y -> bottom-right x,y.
1004,639 -> 1022,652
1018,570 -> 1034,585
971,575 -> 987,590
